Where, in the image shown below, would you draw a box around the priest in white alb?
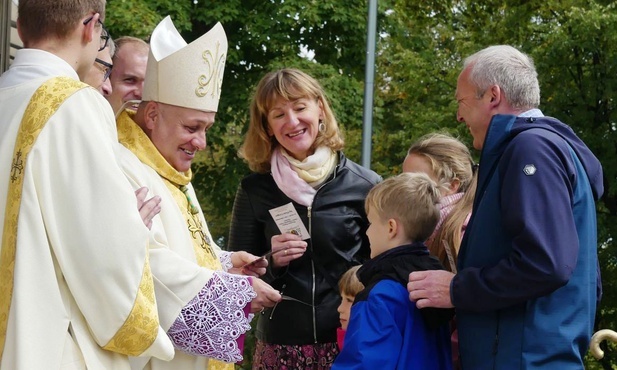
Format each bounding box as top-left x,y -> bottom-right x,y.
0,1 -> 176,369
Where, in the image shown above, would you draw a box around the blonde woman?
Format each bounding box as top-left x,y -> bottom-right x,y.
228,68 -> 381,369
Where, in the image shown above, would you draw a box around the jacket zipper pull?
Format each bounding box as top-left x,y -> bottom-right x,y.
307,206 -> 312,236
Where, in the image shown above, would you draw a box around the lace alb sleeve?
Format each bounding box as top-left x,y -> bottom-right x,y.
218,250 -> 234,272
167,271 -> 255,363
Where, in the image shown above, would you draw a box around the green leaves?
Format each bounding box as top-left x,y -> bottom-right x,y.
106,2 -> 617,366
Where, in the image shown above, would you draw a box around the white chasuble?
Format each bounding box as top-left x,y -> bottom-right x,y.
0,50 -> 174,370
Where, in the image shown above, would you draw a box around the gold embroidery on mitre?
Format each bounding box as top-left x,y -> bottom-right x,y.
0,77 -> 88,362
196,41 -> 226,99
103,254 -> 159,355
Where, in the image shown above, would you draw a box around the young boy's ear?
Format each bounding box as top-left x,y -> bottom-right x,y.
387,218 -> 398,239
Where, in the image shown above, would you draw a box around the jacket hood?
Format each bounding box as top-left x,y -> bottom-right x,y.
507,115 -> 604,200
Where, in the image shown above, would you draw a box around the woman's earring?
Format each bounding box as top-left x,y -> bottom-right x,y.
318,119 -> 326,133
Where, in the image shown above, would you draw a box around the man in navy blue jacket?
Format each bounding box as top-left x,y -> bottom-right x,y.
408,45 -> 604,370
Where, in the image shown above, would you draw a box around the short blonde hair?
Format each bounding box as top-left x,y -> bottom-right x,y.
365,172 -> 441,242
113,36 -> 149,59
338,265 -> 364,297
239,68 -> 345,173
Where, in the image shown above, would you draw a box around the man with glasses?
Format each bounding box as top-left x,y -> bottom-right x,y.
83,13 -> 111,52
0,1 -> 177,368
84,38 -> 114,96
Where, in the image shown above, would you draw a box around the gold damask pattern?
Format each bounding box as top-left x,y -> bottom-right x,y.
171,184 -> 222,270
0,77 -> 87,362
0,78 -> 160,362
103,255 -> 159,355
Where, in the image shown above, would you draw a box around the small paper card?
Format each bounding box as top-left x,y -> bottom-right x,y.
268,202 -> 310,240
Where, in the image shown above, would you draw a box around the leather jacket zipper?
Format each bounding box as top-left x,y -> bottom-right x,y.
308,164 -> 339,343
308,206 -> 318,343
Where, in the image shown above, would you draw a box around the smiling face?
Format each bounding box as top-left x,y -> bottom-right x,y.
337,293 -> 355,330
145,102 -> 215,172
456,67 -> 493,150
266,96 -> 322,161
107,42 -> 148,113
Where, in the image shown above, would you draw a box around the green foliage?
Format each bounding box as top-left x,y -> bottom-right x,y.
107,0 -> 617,367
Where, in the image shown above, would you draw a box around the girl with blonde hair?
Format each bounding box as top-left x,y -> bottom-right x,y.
403,133 -> 477,272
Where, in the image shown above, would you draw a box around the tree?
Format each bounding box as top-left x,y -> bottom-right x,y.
376,0 -> 617,367
106,0 -> 617,367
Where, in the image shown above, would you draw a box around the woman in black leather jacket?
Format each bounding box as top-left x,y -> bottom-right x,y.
228,68 -> 381,369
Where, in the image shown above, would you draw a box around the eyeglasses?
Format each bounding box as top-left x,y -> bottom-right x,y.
83,15 -> 110,52
94,58 -> 113,82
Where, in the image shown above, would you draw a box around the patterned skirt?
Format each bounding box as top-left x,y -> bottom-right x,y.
252,340 -> 339,370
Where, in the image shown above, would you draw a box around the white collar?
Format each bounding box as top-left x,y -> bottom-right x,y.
0,49 -> 79,89
518,108 -> 544,118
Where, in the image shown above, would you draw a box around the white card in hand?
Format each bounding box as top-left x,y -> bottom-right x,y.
268,202 -> 310,240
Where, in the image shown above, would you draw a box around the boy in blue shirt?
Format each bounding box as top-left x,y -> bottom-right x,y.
333,173 -> 453,369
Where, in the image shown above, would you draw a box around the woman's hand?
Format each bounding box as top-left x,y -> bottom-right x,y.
270,233 -> 307,268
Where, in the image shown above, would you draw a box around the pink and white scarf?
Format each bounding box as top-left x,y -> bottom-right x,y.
270,147 -> 337,206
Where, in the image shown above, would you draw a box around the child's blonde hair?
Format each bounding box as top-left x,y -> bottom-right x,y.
338,265 -> 364,297
406,133 -> 477,271
365,172 -> 441,243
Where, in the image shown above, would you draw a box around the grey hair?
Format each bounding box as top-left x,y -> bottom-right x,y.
463,45 -> 540,110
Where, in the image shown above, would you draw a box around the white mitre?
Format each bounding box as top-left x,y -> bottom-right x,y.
142,16 -> 228,112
